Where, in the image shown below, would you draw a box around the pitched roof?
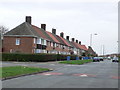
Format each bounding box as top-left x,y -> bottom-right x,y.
81,45 -> 88,51
64,39 -> 74,47
4,22 -> 39,37
56,35 -> 73,47
56,35 -> 66,45
71,42 -> 80,49
70,42 -> 88,51
4,21 -> 88,50
32,25 -> 54,42
46,31 -> 60,43
59,36 -> 71,46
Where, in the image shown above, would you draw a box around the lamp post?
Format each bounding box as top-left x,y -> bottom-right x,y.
117,41 -> 119,57
90,33 -> 98,47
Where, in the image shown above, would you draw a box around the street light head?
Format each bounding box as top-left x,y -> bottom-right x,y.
94,33 -> 98,35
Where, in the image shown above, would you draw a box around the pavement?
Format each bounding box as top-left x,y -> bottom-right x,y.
1,60 -> 119,88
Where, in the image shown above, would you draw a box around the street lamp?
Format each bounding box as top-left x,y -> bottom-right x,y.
90,33 -> 98,47
117,41 -> 119,57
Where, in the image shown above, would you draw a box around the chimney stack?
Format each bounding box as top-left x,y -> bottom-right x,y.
72,38 -> 75,42
60,32 -> 64,38
79,41 -> 81,45
41,24 -> 46,30
76,40 -> 78,43
66,36 -> 69,41
52,28 -> 56,35
26,16 -> 31,24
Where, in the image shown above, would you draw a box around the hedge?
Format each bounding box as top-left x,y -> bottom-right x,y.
2,53 -> 80,62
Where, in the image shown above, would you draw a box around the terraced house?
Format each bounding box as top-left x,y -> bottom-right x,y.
3,16 -> 94,56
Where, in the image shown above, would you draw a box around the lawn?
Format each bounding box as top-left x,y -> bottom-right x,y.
0,66 -> 50,79
59,59 -> 93,65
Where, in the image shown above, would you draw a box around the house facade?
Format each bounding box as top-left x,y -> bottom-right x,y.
3,16 -> 96,56
87,46 -> 97,56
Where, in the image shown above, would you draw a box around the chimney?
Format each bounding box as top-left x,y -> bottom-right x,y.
79,41 -> 81,45
41,24 -> 46,30
76,40 -> 78,43
66,36 -> 69,41
26,16 -> 31,24
60,32 -> 64,38
72,38 -> 75,42
52,28 -> 56,34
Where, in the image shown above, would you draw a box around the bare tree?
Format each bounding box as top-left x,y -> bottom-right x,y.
0,25 -> 9,39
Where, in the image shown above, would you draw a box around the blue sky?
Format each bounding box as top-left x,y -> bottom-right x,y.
0,0 -> 118,55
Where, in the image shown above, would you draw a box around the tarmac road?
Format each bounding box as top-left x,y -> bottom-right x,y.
2,60 -> 118,88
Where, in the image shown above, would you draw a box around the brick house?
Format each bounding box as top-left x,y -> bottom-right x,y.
3,16 -> 94,56
87,46 -> 97,56
3,16 -> 74,54
70,38 -> 88,56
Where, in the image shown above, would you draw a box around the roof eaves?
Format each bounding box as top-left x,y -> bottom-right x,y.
3,35 -> 37,37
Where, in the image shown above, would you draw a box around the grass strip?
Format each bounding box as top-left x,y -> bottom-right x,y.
0,66 -> 50,78
59,59 -> 93,65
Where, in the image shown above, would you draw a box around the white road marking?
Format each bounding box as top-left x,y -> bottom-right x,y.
50,64 -> 55,66
79,74 -> 88,77
44,74 -> 51,75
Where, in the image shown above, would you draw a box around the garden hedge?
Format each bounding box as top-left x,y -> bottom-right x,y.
2,53 -> 80,62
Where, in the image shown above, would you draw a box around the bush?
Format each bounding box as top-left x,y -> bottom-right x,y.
2,53 -> 79,62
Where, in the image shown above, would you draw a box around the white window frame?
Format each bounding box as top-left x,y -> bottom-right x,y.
51,42 -> 53,47
41,39 -> 44,45
34,38 -> 36,44
37,38 -> 41,44
44,40 -> 46,45
35,49 -> 41,53
54,43 -> 57,47
16,38 -> 20,45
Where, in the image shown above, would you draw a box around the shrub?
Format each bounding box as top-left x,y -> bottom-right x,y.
2,53 -> 79,62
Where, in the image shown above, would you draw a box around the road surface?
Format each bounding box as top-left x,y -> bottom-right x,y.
2,60 -> 118,88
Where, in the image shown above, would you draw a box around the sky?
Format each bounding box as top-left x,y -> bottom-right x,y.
0,0 -> 119,55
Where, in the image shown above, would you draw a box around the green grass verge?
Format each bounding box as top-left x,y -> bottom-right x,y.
59,59 -> 93,65
0,66 -> 50,78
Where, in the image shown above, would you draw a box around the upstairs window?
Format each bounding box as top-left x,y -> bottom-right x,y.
53,43 -> 55,47
34,38 -> 36,44
51,42 -> 53,47
54,43 -> 57,47
44,40 -> 46,45
16,38 -> 20,45
41,39 -> 44,45
37,38 -> 41,44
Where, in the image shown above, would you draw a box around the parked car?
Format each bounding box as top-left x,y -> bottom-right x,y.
93,57 -> 100,62
112,57 -> 119,62
107,57 -> 111,60
99,57 -> 104,61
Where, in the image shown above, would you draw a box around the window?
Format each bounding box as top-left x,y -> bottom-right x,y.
61,45 -> 63,48
47,41 -> 49,46
35,49 -> 41,53
41,39 -> 44,45
54,43 -> 57,47
37,38 -> 41,44
51,42 -> 53,47
16,38 -> 20,45
53,43 -> 55,47
34,38 -> 36,44
44,40 -> 46,45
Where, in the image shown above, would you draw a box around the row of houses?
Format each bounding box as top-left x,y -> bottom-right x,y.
2,16 -> 97,56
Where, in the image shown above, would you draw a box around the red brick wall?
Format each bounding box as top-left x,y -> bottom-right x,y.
3,37 -> 71,54
46,41 -> 70,54
3,36 -> 34,53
